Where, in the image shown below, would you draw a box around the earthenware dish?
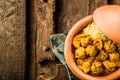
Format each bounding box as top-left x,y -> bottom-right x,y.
64,5 -> 120,80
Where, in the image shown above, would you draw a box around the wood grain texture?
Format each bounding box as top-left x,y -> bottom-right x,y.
0,0 -> 26,80
36,0 -> 55,63
55,0 -> 89,33
36,0 -> 56,80
89,0 -> 107,14
52,64 -> 70,80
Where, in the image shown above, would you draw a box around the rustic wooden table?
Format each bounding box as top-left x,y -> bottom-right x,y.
0,0 -> 120,80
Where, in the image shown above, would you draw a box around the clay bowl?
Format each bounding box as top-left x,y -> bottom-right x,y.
64,5 -> 120,80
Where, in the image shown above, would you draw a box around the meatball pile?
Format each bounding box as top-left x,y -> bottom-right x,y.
73,24 -> 120,76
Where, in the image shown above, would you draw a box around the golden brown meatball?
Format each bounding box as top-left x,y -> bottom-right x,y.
75,47 -> 87,59
91,61 -> 103,74
109,52 -> 119,61
93,38 -> 103,50
80,37 -> 91,47
82,62 -> 91,73
103,60 -> 116,72
86,45 -> 98,57
73,34 -> 86,48
104,40 -> 117,52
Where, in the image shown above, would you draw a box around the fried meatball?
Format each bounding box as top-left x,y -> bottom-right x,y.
73,34 -> 86,48
75,47 -> 87,59
91,61 -> 103,74
109,52 -> 119,61
82,62 -> 91,73
93,38 -> 103,50
86,45 -> 98,57
103,60 -> 116,72
80,37 -> 91,47
104,40 -> 117,52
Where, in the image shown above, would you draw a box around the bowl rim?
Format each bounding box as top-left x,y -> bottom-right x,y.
64,15 -> 120,80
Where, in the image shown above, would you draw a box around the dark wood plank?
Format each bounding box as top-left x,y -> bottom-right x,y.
107,0 -> 120,4
55,0 -> 89,33
36,0 -> 55,80
0,0 -> 26,80
27,0 -> 37,80
52,64 -> 70,80
89,0 -> 107,14
36,0 -> 55,63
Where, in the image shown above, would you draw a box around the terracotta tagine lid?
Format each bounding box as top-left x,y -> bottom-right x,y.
93,5 -> 120,44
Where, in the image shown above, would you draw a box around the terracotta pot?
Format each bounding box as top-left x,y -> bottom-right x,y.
64,14 -> 120,80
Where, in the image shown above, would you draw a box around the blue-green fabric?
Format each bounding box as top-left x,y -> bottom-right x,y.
50,32 -> 79,80
50,32 -> 72,80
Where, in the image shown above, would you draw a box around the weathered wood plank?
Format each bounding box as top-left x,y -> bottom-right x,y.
55,0 -> 89,33
0,0 -> 26,80
36,0 -> 55,63
52,64 -> 70,80
36,0 -> 55,80
89,0 -> 107,14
